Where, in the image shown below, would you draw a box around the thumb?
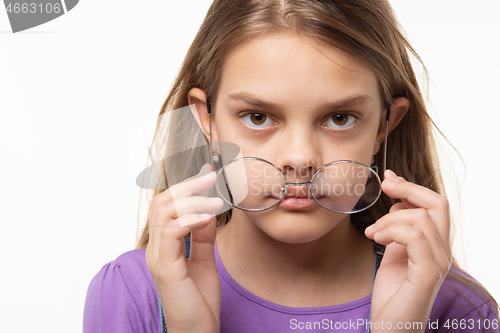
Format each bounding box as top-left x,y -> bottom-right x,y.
198,163 -> 214,177
180,163 -> 214,184
381,169 -> 417,209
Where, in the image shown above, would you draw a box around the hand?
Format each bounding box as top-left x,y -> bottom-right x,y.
364,169 -> 452,332
145,164 -> 224,333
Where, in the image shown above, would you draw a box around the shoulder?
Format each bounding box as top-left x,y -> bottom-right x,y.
114,248 -> 151,275
89,248 -> 157,295
84,249 -> 160,333
429,265 -> 499,332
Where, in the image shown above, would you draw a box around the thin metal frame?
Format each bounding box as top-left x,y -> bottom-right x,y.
215,157 -> 381,213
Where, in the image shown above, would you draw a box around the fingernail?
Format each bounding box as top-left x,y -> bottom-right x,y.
366,224 -> 375,231
384,169 -> 398,187
208,197 -> 222,203
198,163 -> 213,177
198,213 -> 212,220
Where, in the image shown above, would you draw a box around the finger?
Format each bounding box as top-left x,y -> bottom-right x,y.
169,196 -> 224,221
382,169 -> 448,214
153,164 -> 217,214
163,214 -> 216,267
367,208 -> 439,242
149,197 -> 223,269
190,215 -> 218,264
190,163 -> 214,180
389,202 -> 409,213
148,164 -> 216,245
170,164 -> 217,198
176,213 -> 214,228
149,196 -> 222,253
365,208 -> 450,270
373,225 -> 438,272
381,169 -> 450,247
150,196 -> 223,229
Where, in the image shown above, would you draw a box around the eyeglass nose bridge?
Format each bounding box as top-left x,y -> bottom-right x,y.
284,180 -> 312,186
282,180 -> 314,196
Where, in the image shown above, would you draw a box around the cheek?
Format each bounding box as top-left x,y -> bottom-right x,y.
343,122 -> 381,164
317,135 -> 379,166
214,114 -> 244,143
353,134 -> 380,164
216,130 -> 273,159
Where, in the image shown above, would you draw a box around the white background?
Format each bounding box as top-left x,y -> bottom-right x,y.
0,1 -> 498,332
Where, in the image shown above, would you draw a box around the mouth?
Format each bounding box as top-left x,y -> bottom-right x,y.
278,186 -> 318,209
278,196 -> 317,209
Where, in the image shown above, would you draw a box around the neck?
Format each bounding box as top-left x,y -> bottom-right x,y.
215,211 -> 376,307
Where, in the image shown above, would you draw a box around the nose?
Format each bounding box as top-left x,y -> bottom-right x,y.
275,125 -> 322,183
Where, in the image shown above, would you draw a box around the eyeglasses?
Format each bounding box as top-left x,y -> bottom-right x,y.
206,100 -> 391,214
215,157 -> 383,213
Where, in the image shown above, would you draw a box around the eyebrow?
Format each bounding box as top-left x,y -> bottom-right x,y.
227,92 -> 373,111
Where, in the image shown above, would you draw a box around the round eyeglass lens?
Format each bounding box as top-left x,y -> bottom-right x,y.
215,158 -> 381,213
215,158 -> 286,211
310,161 -> 381,213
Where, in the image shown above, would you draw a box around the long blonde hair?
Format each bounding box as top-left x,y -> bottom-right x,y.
135,0 -> 498,315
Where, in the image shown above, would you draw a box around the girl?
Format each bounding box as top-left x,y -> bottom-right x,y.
84,1 -> 499,332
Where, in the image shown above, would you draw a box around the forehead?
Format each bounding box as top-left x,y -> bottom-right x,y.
217,32 -> 381,110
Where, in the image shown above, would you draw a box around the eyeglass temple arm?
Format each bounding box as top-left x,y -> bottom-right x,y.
382,104 -> 391,180
207,99 -> 215,170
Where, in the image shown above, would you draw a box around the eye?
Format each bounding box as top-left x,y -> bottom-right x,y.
324,113 -> 356,129
241,113 -> 274,129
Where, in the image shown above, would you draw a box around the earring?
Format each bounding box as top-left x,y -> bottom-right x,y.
371,155 -> 375,166
212,144 -> 220,163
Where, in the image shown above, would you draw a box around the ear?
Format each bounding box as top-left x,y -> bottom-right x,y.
372,96 -> 410,155
187,88 -> 218,142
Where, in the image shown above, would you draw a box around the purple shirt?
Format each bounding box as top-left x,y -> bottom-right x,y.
84,242 -> 499,332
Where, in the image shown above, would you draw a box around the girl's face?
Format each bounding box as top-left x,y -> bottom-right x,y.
205,32 -> 387,243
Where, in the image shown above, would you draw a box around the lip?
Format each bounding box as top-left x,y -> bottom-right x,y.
278,197 -> 317,209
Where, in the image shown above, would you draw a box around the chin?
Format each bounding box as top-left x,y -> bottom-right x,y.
255,210 -> 347,244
